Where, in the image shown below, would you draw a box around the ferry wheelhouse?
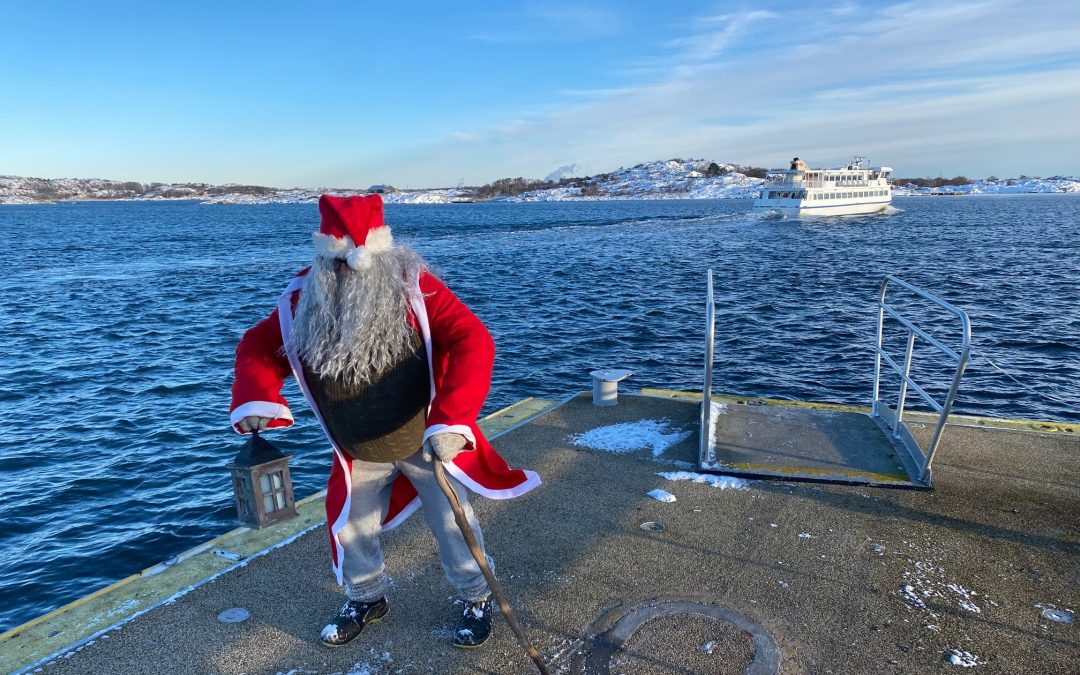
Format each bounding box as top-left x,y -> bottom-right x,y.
753,156 -> 892,216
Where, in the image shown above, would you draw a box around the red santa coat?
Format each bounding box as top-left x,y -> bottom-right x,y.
230,267 -> 540,584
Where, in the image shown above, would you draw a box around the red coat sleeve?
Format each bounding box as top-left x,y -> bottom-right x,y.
229,307 -> 296,434
419,272 -> 494,441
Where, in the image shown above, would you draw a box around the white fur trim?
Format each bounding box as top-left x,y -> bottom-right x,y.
423,424 -> 476,449
408,274 -> 437,402
313,232 -> 355,256
277,276 -> 355,585
444,461 -> 542,500
328,448 -> 353,586
364,226 -> 393,252
230,401 -> 293,433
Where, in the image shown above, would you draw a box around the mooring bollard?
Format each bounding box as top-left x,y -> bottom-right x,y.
590,368 -> 633,406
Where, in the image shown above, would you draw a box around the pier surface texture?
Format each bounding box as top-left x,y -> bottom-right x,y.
3,393 -> 1077,674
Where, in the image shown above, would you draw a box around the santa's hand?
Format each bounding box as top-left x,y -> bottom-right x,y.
238,415 -> 271,433
422,433 -> 468,462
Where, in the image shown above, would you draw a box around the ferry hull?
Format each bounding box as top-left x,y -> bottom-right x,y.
753,200 -> 891,217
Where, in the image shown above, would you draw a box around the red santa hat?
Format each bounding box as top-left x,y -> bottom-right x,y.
313,194 -> 394,270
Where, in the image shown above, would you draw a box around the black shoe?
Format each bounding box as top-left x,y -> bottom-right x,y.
320,597 -> 389,647
453,596 -> 493,649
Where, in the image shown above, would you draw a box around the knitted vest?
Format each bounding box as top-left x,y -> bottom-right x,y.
302,334 -> 430,463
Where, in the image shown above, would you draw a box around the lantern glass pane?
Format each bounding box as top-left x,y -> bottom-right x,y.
275,491 -> 286,509
272,472 -> 283,489
263,493 -> 275,513
260,474 -> 272,493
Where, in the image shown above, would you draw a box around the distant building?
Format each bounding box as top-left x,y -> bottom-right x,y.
368,184 -> 395,194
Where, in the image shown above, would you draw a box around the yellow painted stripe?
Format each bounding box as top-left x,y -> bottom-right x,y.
640,388 -> 1079,434
721,461 -> 910,482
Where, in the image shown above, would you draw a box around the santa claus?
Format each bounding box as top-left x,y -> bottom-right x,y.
229,194 -> 540,649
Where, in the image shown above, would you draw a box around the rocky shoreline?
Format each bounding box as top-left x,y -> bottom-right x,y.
4,159 -> 1079,205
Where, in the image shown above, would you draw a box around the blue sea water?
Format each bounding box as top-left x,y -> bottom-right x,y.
0,196 -> 1077,632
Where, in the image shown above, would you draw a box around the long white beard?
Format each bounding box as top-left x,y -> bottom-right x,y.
291,246 -> 426,388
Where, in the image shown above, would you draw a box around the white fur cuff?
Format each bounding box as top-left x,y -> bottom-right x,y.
313,232 -> 355,256
364,226 -> 393,252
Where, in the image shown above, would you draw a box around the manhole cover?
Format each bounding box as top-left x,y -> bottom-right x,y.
217,608 -> 251,623
582,600 -> 779,675
612,613 -> 755,674
640,521 -> 665,532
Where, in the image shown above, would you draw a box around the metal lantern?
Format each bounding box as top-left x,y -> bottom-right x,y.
227,431 -> 298,528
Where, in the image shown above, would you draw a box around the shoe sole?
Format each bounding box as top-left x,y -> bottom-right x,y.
453,633 -> 491,649
320,606 -> 389,648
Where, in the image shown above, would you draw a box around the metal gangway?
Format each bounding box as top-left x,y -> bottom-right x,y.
699,271 -> 971,488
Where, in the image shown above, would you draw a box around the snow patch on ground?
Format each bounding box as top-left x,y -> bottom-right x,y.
946,649 -> 984,667
658,471 -> 750,490
647,488 -> 676,502
570,419 -> 691,457
342,647 -> 394,675
900,561 -> 989,614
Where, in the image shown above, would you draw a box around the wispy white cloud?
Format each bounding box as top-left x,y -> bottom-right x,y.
668,10 -> 778,61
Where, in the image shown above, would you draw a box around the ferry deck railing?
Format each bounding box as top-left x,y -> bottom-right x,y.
872,275 -> 972,484
767,176 -> 886,190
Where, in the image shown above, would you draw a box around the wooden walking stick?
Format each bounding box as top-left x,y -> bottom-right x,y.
432,460 -> 550,675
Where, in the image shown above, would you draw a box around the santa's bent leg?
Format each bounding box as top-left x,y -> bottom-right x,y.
336,459 -> 398,602
398,453 -> 493,602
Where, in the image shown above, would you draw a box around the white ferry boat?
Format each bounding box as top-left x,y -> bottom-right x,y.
753,156 -> 892,216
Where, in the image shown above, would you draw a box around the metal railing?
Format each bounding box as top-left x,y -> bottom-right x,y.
872,276 -> 972,484
700,269 -> 715,461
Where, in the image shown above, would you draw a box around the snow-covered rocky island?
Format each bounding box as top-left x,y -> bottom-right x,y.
3,159 -> 1079,205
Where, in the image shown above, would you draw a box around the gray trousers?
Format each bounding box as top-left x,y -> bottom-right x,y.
339,451 -> 492,603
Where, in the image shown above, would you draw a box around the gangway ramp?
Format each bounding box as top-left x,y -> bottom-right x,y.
696,273 -> 971,488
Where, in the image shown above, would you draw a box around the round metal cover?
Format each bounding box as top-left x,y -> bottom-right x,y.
640,521 -> 665,531
581,600 -> 780,675
217,607 -> 251,623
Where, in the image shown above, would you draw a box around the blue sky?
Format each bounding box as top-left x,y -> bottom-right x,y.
2,0 -> 1078,187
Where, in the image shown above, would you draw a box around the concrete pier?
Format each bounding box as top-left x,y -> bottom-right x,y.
3,392 -> 1077,674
